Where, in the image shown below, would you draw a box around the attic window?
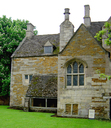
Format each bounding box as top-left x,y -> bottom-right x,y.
44,40 -> 53,54
44,46 -> 52,54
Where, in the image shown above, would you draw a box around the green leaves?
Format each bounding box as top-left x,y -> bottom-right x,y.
95,22 -> 111,81
95,22 -> 111,46
0,16 -> 29,96
0,15 -> 38,96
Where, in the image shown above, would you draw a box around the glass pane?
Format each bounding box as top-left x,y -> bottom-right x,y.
29,75 -> 32,83
79,75 -> 84,86
73,75 -> 78,86
44,46 -> 52,53
25,75 -> 28,79
47,99 -> 57,107
79,64 -> 84,73
73,62 -> 78,73
33,98 -> 45,107
67,75 -> 71,86
67,65 -> 71,73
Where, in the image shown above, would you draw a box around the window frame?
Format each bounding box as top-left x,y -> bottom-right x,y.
24,74 -> 33,85
31,97 -> 57,108
44,46 -> 53,54
65,104 -> 78,115
66,61 -> 85,87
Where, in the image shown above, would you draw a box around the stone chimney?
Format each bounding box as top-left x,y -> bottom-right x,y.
26,23 -> 35,38
64,8 -> 70,20
84,5 -> 91,27
59,8 -> 74,52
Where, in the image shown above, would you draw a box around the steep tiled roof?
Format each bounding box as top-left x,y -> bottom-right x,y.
87,22 -> 105,37
88,22 -> 111,53
26,75 -> 57,97
12,34 -> 59,57
12,21 -> 106,58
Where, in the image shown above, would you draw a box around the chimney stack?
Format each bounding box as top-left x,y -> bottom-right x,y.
59,8 -> 74,52
26,23 -> 35,38
84,5 -> 91,27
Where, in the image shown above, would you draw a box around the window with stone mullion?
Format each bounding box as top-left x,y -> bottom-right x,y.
67,62 -> 84,86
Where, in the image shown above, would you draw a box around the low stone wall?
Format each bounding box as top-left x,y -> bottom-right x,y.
30,107 -> 57,113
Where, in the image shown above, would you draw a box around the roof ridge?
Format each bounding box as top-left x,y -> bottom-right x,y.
36,33 -> 60,36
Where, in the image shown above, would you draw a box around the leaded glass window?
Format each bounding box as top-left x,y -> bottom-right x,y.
73,75 -> 78,86
73,62 -> 78,73
67,75 -> 71,86
79,75 -> 84,85
66,61 -> 84,86
67,65 -> 72,73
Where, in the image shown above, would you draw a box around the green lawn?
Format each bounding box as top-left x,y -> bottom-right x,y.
0,106 -> 111,128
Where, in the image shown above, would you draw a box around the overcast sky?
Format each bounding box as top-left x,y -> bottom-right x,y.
0,0 -> 111,35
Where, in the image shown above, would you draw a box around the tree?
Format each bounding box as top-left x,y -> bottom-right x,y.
95,22 -> 111,79
95,22 -> 111,45
0,15 -> 37,96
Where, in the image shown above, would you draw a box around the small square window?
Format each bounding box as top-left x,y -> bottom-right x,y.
44,46 -> 52,54
25,75 -> 32,84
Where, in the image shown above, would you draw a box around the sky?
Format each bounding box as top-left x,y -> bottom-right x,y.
0,0 -> 111,35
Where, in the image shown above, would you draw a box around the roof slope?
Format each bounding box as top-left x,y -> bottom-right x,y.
12,34 -> 59,57
87,22 -> 105,37
26,75 -> 57,97
12,21 -> 106,58
60,23 -> 108,56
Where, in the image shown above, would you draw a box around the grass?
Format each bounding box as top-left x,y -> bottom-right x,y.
0,106 -> 111,128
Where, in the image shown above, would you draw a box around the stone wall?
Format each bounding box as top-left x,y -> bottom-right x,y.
57,24 -> 111,119
10,56 -> 58,107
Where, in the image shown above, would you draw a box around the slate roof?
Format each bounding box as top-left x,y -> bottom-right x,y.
26,75 -> 57,97
87,22 -> 105,37
12,21 -> 106,58
12,34 -> 59,57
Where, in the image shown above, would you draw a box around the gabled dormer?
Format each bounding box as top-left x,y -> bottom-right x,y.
44,40 -> 53,54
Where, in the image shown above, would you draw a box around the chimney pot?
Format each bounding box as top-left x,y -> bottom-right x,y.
84,5 -> 91,27
64,8 -> 70,20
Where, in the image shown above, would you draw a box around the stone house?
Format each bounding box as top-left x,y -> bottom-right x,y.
10,5 -> 111,119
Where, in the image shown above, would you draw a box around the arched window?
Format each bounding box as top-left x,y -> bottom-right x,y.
67,62 -> 84,86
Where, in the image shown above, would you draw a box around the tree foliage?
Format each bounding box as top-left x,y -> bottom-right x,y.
95,22 -> 111,79
0,15 -> 37,96
95,22 -> 111,45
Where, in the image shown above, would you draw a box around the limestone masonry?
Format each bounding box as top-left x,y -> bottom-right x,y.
10,5 -> 111,119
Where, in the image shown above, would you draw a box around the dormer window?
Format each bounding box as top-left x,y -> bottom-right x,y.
44,41 -> 53,54
44,46 -> 52,53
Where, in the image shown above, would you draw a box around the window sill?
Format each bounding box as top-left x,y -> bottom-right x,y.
65,86 -> 85,90
30,106 -> 57,109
